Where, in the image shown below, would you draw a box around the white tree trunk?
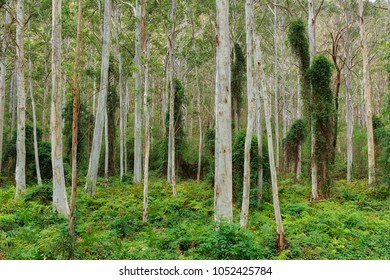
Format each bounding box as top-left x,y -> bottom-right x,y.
51,0 -> 70,216
308,0 -> 318,199
104,106 -> 109,185
344,0 -> 354,183
42,39 -> 50,140
240,0 -> 255,229
143,42 -> 150,223
214,0 -> 233,223
254,33 -> 285,249
85,0 -> 112,195
168,0 -> 177,195
358,0 -> 376,185
256,93 -> 263,202
28,48 -> 42,186
114,7 -> 125,181
196,67 -> 203,183
297,74 -> 302,179
273,0 -> 280,171
15,0 -> 26,197
134,0 -> 143,183
0,7 -> 9,175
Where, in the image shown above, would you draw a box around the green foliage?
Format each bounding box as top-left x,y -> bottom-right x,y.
288,19 -> 310,115
284,119 -> 307,174
308,54 -> 336,197
2,124 -> 52,180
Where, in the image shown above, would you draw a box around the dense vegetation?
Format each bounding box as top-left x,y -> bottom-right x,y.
0,178 -> 388,260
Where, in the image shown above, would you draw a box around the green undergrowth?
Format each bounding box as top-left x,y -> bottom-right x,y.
0,178 -> 389,260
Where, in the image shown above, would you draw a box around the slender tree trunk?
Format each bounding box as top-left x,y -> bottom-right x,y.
0,7 -> 9,175
196,67 -> 202,183
85,0 -> 112,195
15,0 -> 26,197
358,0 -> 376,185
134,0 -> 143,183
308,0 -> 318,199
69,0 -> 83,242
256,93 -> 263,202
10,72 -> 15,141
297,74 -> 302,180
113,7 -> 124,181
254,33 -> 285,250
51,0 -> 69,216
27,22 -> 42,186
42,35 -> 50,141
273,0 -> 280,171
143,41 -> 150,223
168,0 -> 177,195
104,106 -> 109,185
241,0 -> 255,229
344,0 -> 353,183
214,0 -> 233,223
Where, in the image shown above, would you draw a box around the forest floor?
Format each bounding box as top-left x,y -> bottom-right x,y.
0,177 -> 389,260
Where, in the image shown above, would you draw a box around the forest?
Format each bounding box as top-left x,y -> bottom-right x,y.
0,0 -> 389,260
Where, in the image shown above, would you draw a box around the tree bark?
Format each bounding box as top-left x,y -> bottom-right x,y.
240,0 -> 255,229
168,0 -> 177,195
308,0 -> 318,199
143,41 -> 150,223
344,0 -> 354,183
85,0 -> 112,195
15,0 -> 27,197
214,0 -> 233,223
254,33 -> 285,250
69,0 -> 83,241
27,20 -> 42,186
358,0 -> 376,185
134,0 -> 143,183
0,7 -> 9,175
273,0 -> 280,171
51,0 -> 70,216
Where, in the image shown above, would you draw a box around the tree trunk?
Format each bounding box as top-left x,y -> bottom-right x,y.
273,0 -> 280,171
85,0 -> 112,195
0,7 -> 9,175
196,67 -> 202,183
143,41 -> 150,223
256,93 -> 263,202
240,0 -> 255,229
358,0 -> 376,185
134,0 -> 143,183
69,0 -> 83,244
15,0 -> 26,197
308,0 -> 318,199
27,21 -> 42,186
104,106 -> 109,185
254,33 -> 285,250
344,0 -> 353,183
168,0 -> 177,195
51,0 -> 69,216
296,64 -> 302,180
214,0 -> 233,223
42,34 -> 50,141
114,6 -> 125,181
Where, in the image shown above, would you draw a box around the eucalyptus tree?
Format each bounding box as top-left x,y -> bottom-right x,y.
214,0 -> 233,223
134,0 -> 142,183
358,0 -> 376,185
15,0 -> 26,197
240,0 -> 256,229
85,0 -> 112,196
273,0 -> 280,171
51,0 -> 69,215
0,5 -> 9,175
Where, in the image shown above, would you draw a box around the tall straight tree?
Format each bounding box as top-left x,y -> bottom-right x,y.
273,0 -> 280,171
15,0 -> 26,197
27,19 -> 42,186
167,0 -> 177,195
51,0 -> 69,216
143,41 -> 150,223
214,0 -> 233,223
85,0 -> 112,196
344,0 -> 354,183
358,0 -> 376,185
0,6 -> 9,175
308,0 -> 318,199
69,0 -> 83,239
134,0 -> 142,183
254,33 -> 285,250
240,0 -> 255,229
